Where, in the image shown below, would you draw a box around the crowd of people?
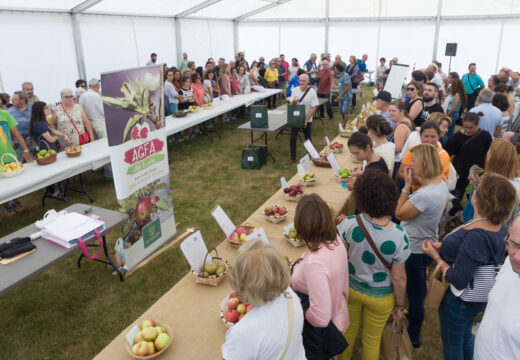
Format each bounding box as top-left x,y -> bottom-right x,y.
1,49 -> 520,359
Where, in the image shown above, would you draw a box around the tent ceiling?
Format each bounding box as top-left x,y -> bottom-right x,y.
0,0 -> 518,18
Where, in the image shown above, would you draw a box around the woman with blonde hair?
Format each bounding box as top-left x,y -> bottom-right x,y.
395,143 -> 450,348
291,193 -> 349,359
223,240 -> 306,359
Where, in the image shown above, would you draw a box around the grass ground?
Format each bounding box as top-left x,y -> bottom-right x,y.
0,86 -> 442,359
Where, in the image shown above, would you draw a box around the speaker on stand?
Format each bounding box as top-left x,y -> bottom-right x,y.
445,43 -> 457,72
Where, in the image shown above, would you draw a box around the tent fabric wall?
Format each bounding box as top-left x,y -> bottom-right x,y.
238,23 -> 279,63
179,19 -> 234,68
131,17 -> 177,68
280,23 -> 325,65
0,12 -> 77,104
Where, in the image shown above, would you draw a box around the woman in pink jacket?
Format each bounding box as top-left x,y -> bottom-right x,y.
291,193 -> 349,359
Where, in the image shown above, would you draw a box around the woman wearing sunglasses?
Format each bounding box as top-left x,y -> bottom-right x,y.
404,81 -> 423,126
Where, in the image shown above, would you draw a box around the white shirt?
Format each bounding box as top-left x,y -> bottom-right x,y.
399,131 -> 421,161
432,73 -> 445,92
79,89 -> 105,122
291,86 -> 319,123
222,288 -> 306,360
374,142 -> 395,172
289,66 -> 300,80
474,257 -> 520,360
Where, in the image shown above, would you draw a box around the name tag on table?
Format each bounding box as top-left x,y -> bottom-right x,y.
211,205 -> 236,239
304,140 -> 320,159
327,152 -> 340,176
180,231 -> 211,273
280,176 -> 289,190
300,154 -> 311,173
325,136 -> 330,146
246,228 -> 269,244
297,164 -> 305,175
339,123 -> 344,132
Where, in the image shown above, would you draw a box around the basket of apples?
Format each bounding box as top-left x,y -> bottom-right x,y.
220,292 -> 254,328
0,153 -> 24,178
336,168 -> 352,182
283,223 -> 303,248
312,156 -> 331,168
282,184 -> 304,202
263,205 -> 288,224
64,145 -> 82,158
126,319 -> 172,359
228,224 -> 258,247
339,128 -> 354,138
191,248 -> 229,286
299,171 -> 318,186
329,142 -> 344,153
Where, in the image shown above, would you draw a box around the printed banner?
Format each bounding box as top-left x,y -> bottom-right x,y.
101,65 -> 176,271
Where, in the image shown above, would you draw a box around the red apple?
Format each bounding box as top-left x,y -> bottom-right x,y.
224,309 -> 240,323
135,341 -> 149,357
246,304 -> 254,313
134,331 -> 143,344
131,343 -> 139,355
154,332 -> 171,351
235,226 -> 247,235
229,232 -> 239,242
142,319 -> 156,328
228,297 -> 240,310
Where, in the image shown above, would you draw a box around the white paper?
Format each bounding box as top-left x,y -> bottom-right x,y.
180,231 -> 211,273
247,156 -> 253,161
280,176 -> 289,190
362,160 -> 367,171
362,104 -> 366,111
297,164 -> 305,175
325,136 -> 330,146
284,223 -> 294,236
255,113 -> 262,118
126,324 -> 140,346
339,123 -> 344,132
293,110 -> 300,116
353,126 -> 358,132
372,88 -> 379,97
327,152 -> 340,176
304,139 -> 320,159
211,205 -> 236,238
299,154 -> 311,173
246,228 -> 269,244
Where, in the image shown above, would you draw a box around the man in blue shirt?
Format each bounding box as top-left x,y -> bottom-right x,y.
357,54 -> 368,73
462,63 -> 485,111
469,89 -> 502,138
303,53 -> 318,86
8,91 -> 32,140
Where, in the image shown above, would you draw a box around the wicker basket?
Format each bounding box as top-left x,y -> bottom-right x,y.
329,145 -> 344,153
312,158 -> 331,168
191,248 -> 229,286
299,175 -> 319,186
283,192 -> 304,202
174,111 -> 188,118
35,140 -> 57,165
339,131 -> 353,138
65,149 -> 82,158
0,153 -> 24,178
124,321 -> 173,359
283,232 -> 304,248
227,223 -> 257,247
336,174 -> 351,182
263,205 -> 289,223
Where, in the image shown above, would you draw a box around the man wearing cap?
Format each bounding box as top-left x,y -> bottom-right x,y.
375,91 -> 393,126
79,78 -> 106,139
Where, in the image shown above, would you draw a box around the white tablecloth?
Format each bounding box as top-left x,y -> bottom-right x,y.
0,90 -> 281,204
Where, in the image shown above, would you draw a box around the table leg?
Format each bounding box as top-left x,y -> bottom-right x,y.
264,133 -> 275,163
77,235 -> 124,282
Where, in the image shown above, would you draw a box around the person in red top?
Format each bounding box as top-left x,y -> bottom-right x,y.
230,67 -> 240,95
316,59 -> 337,120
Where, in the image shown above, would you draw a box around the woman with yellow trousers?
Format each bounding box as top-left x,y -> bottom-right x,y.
336,170 -> 409,359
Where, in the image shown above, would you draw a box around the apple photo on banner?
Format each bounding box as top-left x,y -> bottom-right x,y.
101,65 -> 165,147
117,174 -> 172,248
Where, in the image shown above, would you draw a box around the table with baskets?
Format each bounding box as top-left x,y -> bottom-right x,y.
93,131 -> 358,360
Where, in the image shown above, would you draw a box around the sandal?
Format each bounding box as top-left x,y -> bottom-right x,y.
3,203 -> 16,216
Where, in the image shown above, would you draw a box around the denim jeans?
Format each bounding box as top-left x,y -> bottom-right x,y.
290,123 -> 312,160
317,93 -> 333,119
438,291 -> 479,360
446,112 -> 460,140
405,253 -> 432,344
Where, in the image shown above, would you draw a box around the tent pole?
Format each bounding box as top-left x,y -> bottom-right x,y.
71,14 -> 87,80
324,0 -> 329,54
495,19 -> 504,74
233,20 -> 239,55
175,18 -> 182,67
375,0 -> 382,73
432,0 -> 442,61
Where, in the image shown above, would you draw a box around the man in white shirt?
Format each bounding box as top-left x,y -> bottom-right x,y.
287,74 -> 319,163
428,63 -> 445,97
469,89 -> 502,138
474,216 -> 520,360
498,67 -> 520,88
79,78 -> 106,139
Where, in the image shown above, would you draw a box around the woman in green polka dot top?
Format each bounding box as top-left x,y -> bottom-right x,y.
336,169 -> 410,360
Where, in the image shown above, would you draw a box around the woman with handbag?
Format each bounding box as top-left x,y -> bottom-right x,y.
346,56 -> 361,109
336,170 -> 409,360
223,240 -> 306,359
422,173 -> 516,360
52,88 -> 94,148
291,193 -> 349,360
395,143 -> 450,349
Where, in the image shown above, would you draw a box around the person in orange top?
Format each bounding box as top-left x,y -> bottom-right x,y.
398,120 -> 450,191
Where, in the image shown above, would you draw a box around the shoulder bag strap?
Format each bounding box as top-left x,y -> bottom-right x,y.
279,290 -> 294,360
61,104 -> 81,136
461,129 -> 482,148
298,88 -> 311,103
356,214 -> 392,271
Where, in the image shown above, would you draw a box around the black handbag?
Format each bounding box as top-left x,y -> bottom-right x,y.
291,259 -> 348,359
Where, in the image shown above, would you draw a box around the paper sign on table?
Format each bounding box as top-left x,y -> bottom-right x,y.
284,223 -> 295,236
339,123 -> 344,132
246,227 -> 269,244
297,164 -> 305,175
300,154 -> 311,173
362,104 -> 366,111
327,152 -> 340,176
126,325 -> 140,346
353,125 -> 358,132
325,136 -> 330,146
373,88 -> 379,97
180,231 -> 211,273
304,139 -> 320,159
211,205 -> 236,238
281,176 -> 289,190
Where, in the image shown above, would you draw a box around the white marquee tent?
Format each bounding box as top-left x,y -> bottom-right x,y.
1,0 -> 519,103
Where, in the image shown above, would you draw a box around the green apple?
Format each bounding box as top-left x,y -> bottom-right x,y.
204,263 -> 218,275
135,341 -> 149,357
237,304 -> 246,315
147,341 -> 156,355
142,319 -> 156,328
154,332 -> 171,351
141,326 -> 157,341
131,343 -> 139,355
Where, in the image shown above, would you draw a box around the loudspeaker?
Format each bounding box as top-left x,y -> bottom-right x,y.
445,43 -> 457,57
